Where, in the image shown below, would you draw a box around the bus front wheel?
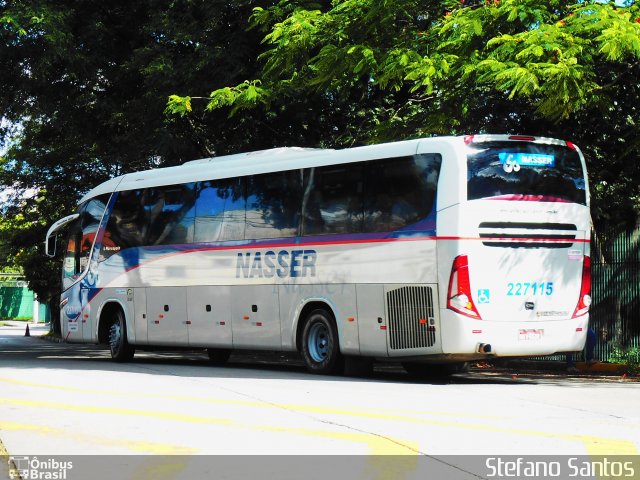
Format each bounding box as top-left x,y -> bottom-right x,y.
301,309 -> 343,374
108,309 -> 135,362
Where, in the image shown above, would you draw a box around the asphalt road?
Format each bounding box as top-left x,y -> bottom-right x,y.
1,325 -> 639,479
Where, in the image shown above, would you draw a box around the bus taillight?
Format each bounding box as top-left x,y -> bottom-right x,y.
447,255 -> 481,319
572,255 -> 591,318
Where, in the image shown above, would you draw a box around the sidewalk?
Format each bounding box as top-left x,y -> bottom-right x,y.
0,322 -> 50,337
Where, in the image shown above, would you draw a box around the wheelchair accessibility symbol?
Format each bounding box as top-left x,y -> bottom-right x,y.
477,289 -> 491,304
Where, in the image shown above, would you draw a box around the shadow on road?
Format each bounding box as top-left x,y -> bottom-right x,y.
0,333 -> 622,388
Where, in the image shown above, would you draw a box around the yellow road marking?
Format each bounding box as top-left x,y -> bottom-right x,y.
0,376 -> 637,455
0,420 -> 416,480
0,398 -> 416,455
0,376 -> 503,421
0,420 -> 196,454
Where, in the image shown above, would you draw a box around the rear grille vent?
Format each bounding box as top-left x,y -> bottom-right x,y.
478,222 -> 577,249
479,222 -> 577,230
386,286 -> 436,350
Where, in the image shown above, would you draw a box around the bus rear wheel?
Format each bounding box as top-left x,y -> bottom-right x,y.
108,309 -> 135,362
301,309 -> 343,374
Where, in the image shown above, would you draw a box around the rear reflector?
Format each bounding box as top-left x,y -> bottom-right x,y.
447,255 -> 481,319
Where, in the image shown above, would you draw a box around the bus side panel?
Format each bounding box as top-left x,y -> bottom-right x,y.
356,284 -> 387,356
279,284 -> 360,356
133,287 -> 148,345
231,285 -> 281,349
80,287 -> 92,342
91,290 -> 136,345
146,287 -> 189,346
187,285 -> 232,348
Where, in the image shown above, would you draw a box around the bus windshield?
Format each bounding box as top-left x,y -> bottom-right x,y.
466,142 -> 586,205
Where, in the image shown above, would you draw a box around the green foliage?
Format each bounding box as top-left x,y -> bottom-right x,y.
171,0 -> 640,230
206,80 -> 269,114
609,345 -> 640,375
451,2 -> 640,120
165,95 -> 192,117
193,1 -> 640,128
2,0 -> 640,302
0,1 -> 283,301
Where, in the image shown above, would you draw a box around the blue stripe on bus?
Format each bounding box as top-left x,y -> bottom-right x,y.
107,226 -> 437,273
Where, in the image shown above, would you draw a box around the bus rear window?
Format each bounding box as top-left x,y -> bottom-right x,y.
467,142 -> 586,205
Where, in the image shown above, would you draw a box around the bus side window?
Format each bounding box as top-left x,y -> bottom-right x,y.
63,221 -> 82,282
62,194 -> 109,287
100,189 -> 147,260
245,170 -> 302,240
302,165 -> 364,236
194,178 -> 245,243
146,184 -> 196,246
79,195 -> 109,268
364,154 -> 441,233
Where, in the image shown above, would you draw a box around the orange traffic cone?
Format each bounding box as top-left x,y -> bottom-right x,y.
24,324 -> 30,337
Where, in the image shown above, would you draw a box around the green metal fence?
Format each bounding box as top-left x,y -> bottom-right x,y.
590,228 -> 640,361
0,274 -> 50,322
0,285 -> 34,319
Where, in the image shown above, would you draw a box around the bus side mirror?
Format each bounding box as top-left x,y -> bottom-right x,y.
45,234 -> 57,257
44,213 -> 79,258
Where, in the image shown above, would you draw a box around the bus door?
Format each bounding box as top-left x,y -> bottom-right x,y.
55,195 -> 111,341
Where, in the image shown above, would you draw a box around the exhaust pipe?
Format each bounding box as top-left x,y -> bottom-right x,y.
477,343 -> 492,354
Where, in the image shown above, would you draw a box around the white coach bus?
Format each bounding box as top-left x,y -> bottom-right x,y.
45,135 -> 591,375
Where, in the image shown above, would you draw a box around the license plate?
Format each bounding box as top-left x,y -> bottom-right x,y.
518,329 -> 544,341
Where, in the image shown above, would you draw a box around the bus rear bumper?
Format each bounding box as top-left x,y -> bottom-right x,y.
439,309 -> 589,357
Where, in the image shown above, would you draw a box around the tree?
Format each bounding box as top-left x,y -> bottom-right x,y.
2,0 -> 640,302
169,0 -> 640,230
0,0 -> 288,301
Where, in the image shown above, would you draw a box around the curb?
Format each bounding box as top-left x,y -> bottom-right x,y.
495,359 -> 626,376
38,333 -> 65,343
574,361 -> 624,374
498,359 -> 626,376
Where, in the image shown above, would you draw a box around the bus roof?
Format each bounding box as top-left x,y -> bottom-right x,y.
80,137 -> 445,203
79,135 -> 576,204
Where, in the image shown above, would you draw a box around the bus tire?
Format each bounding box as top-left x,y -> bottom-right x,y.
207,348 -> 231,365
402,362 -> 468,379
301,309 -> 343,374
108,309 -> 135,362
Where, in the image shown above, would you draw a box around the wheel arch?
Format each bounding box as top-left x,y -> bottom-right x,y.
97,300 -> 128,345
294,300 -> 338,352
